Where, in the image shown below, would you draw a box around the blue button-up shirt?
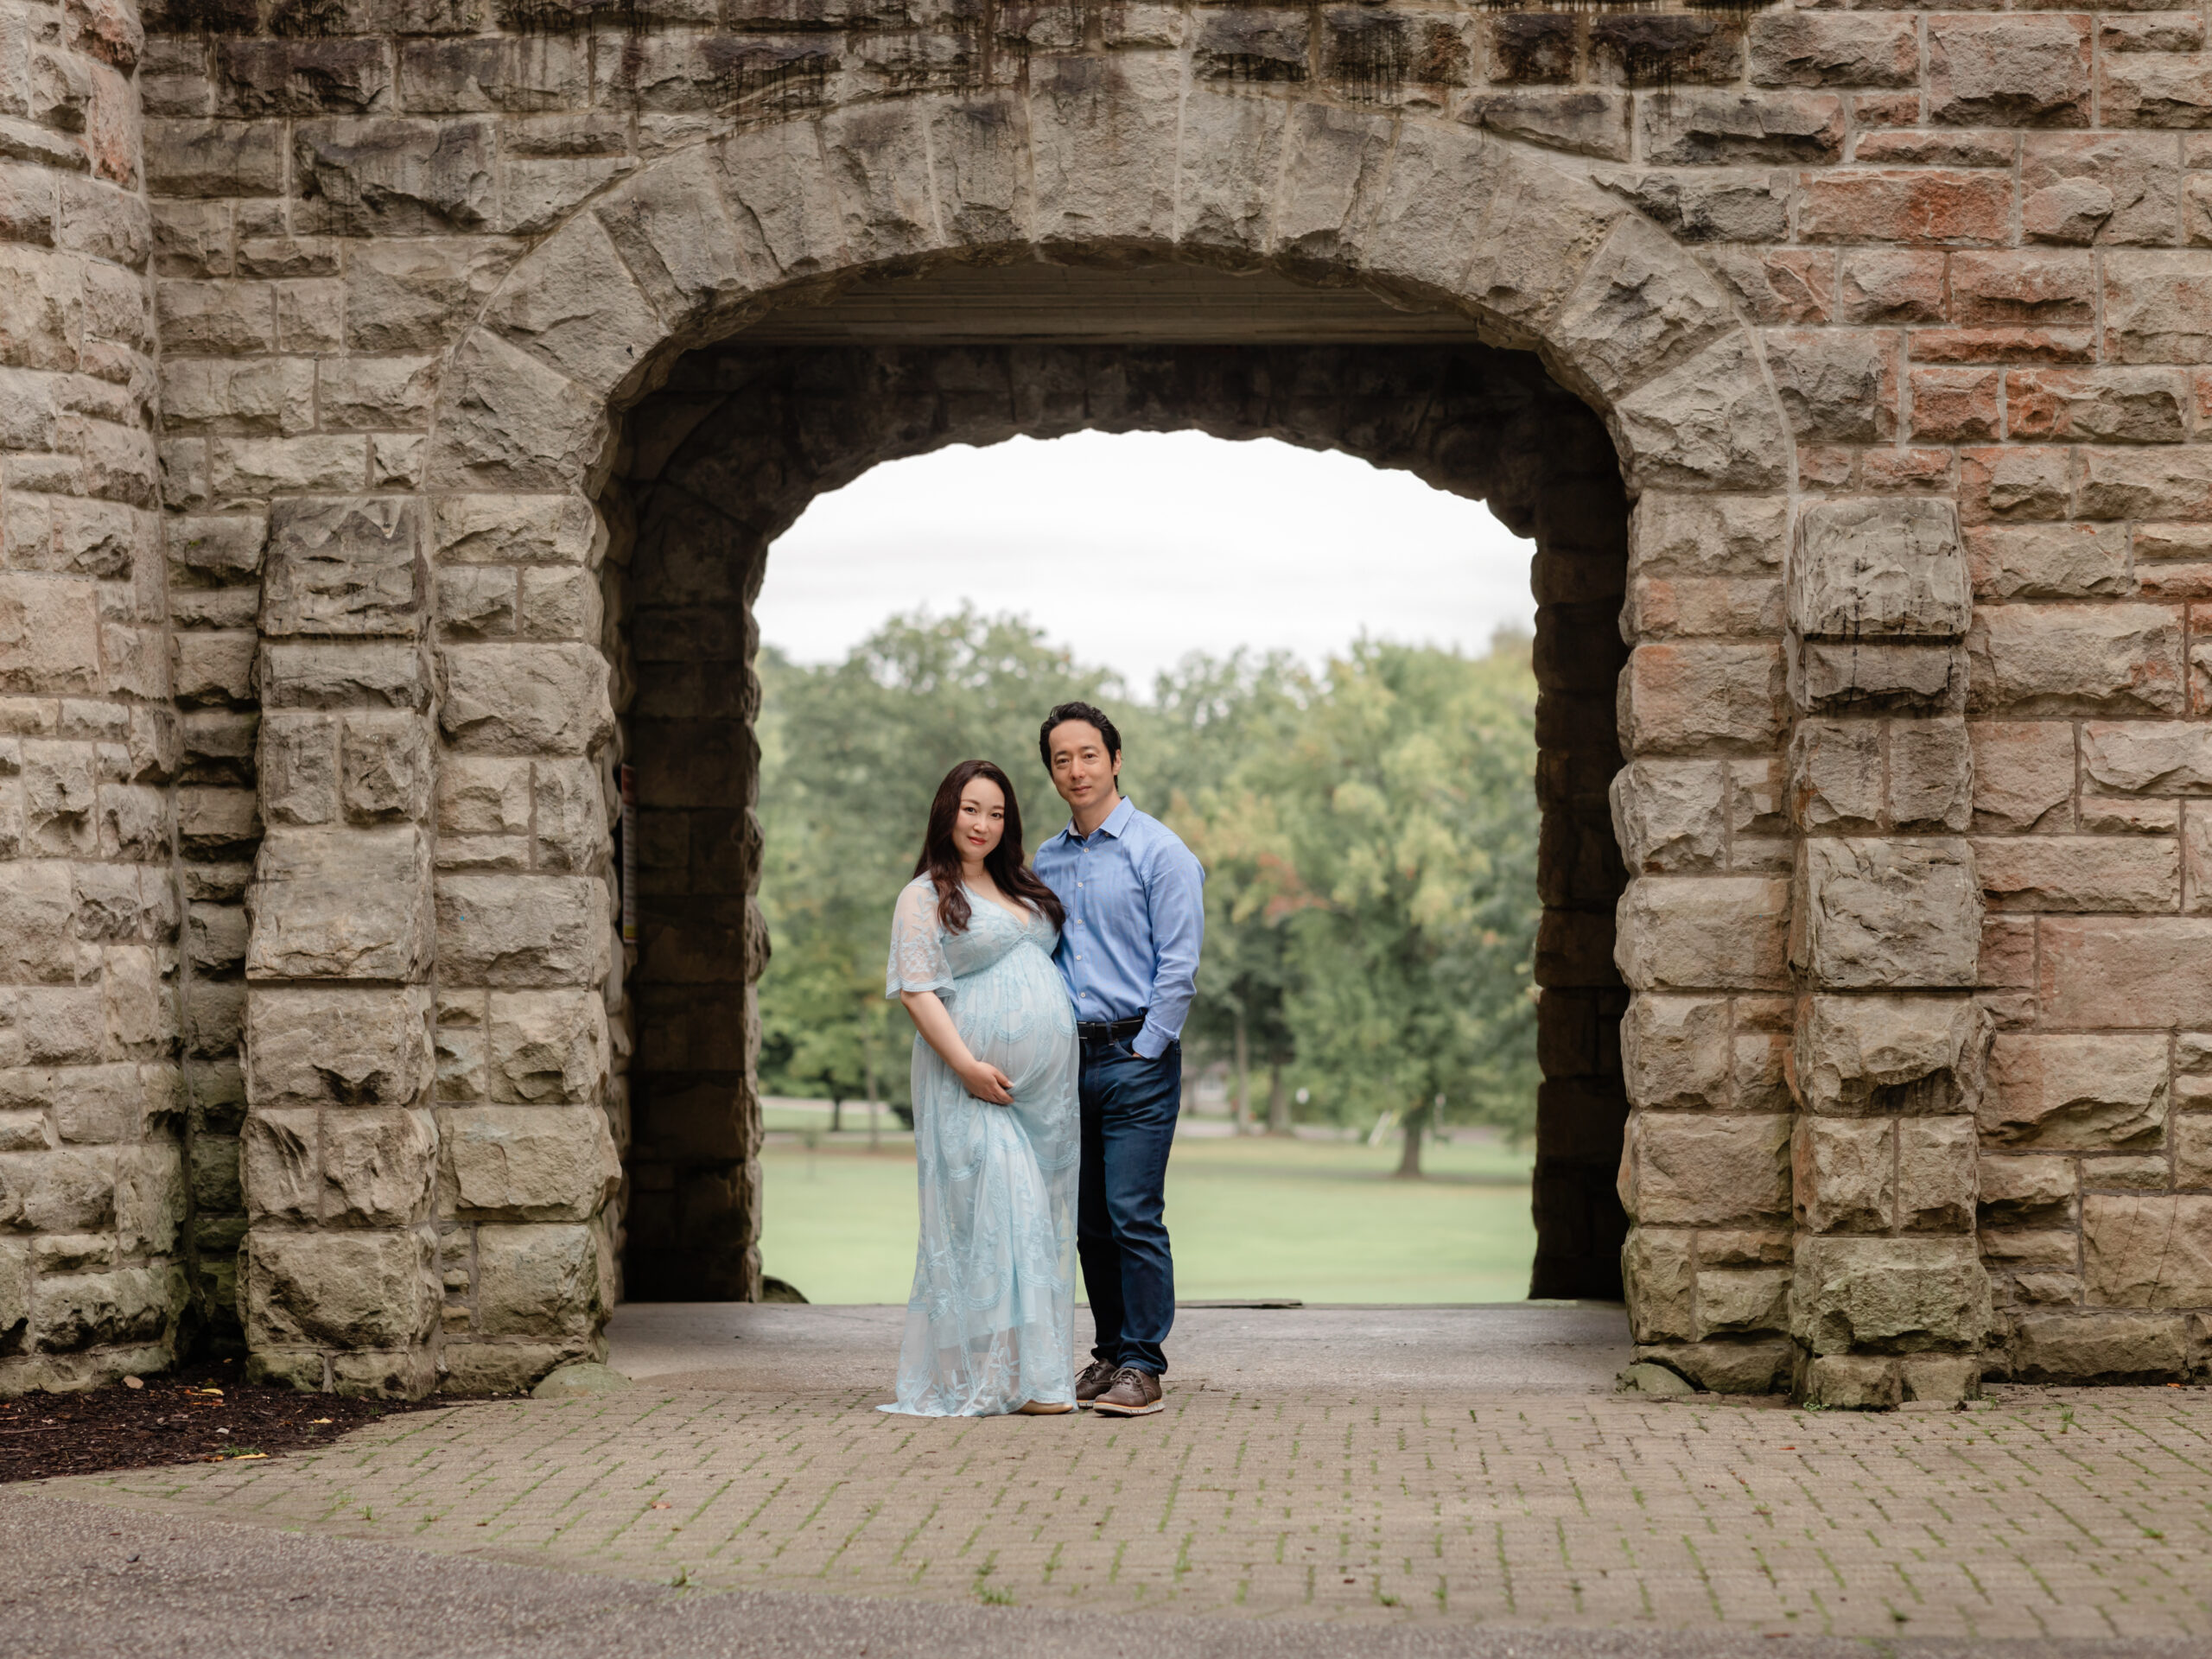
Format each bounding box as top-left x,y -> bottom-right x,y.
1033,796 -> 1205,1060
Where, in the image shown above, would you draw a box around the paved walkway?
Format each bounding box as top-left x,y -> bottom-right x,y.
16,1307 -> 2212,1649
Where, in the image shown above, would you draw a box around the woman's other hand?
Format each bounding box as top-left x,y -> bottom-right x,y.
959,1060 -> 1015,1105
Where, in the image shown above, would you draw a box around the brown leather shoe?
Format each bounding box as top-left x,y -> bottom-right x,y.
1090,1366 -> 1163,1417
1074,1359 -> 1118,1408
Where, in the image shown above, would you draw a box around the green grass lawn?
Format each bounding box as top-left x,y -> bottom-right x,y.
758,1130 -> 1536,1305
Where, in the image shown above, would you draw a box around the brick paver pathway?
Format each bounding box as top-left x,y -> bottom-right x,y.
41,1383 -> 2212,1642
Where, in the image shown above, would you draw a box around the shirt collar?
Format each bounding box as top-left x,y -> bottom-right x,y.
1062,794 -> 1136,844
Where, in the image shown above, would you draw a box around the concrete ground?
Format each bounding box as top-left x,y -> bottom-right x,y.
11,1306 -> 2212,1656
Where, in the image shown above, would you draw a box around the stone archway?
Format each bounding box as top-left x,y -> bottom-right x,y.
608,310 -> 1635,1306
232,98 -> 1934,1403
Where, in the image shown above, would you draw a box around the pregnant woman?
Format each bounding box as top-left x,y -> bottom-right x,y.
880,759 -> 1080,1417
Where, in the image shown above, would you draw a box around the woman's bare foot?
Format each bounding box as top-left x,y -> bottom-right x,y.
1016,1399 -> 1074,1415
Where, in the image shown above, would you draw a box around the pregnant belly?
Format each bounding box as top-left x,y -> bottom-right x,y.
948,956 -> 1073,1090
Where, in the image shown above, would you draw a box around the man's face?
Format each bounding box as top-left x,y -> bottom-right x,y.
1047,720 -> 1121,813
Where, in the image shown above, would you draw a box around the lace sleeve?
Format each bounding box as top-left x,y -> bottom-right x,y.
886,881 -> 955,999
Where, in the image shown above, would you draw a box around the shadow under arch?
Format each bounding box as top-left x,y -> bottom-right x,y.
606,257 -> 1635,1306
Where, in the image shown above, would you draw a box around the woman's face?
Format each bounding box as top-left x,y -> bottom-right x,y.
954,775 -> 1007,864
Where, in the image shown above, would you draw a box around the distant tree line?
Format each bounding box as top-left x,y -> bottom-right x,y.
753,610 -> 1539,1175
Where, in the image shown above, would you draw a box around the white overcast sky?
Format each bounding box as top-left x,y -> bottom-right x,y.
757,431 -> 1536,690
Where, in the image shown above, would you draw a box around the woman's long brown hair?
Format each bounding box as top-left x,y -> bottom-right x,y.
913,760 -> 1067,936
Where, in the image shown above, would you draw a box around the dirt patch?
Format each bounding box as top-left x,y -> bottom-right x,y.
0,1362 -> 452,1484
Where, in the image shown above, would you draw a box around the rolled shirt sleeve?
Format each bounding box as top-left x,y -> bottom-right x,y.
1134,841 -> 1205,1059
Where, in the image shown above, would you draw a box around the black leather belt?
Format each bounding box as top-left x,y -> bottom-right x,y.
1076,1014 -> 1147,1044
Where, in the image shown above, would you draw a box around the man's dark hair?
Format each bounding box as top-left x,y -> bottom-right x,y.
1039,701 -> 1122,770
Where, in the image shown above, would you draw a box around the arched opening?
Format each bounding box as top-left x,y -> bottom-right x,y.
601,259 -> 1632,1309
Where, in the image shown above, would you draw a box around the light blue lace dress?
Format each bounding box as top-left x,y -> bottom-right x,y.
880,876 -> 1079,1416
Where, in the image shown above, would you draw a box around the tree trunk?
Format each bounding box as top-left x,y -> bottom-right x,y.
1395,1101 -> 1428,1179
830,1096 -> 842,1134
1233,1014 -> 1251,1134
1267,1062 -> 1289,1135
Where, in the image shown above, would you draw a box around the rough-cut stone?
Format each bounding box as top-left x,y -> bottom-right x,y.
245,987 -> 433,1112
1793,995 -> 1991,1118
1973,835 -> 2179,913
1897,1116 -> 1976,1234
261,499 -> 425,639
1618,1113 -> 1791,1228
1620,995 -> 1730,1111
1793,839 -> 1980,989
1615,877 -> 1789,993
443,1106 -> 618,1222
438,645 -> 613,756
435,874 -> 609,989
1969,721 -> 2075,833
2083,1195 -> 2212,1308
2006,1310 -> 2191,1381
1790,499 -> 1968,642
1795,1116 -> 1893,1234
474,1222 -> 607,1341
244,1229 -> 436,1351
1609,760 -> 1725,874
1982,1033 -> 2170,1150
1792,1236 -> 1991,1355
245,827 -> 434,982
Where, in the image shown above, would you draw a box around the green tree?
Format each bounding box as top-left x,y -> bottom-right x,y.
1260,636 -> 1540,1174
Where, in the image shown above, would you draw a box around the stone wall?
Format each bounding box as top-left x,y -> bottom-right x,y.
0,0 -> 197,1391
2,0 -> 2209,1396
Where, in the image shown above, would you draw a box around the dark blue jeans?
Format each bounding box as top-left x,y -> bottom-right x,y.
1077,1036 -> 1180,1376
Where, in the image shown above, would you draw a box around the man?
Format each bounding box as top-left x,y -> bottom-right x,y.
1033,701 -> 1205,1419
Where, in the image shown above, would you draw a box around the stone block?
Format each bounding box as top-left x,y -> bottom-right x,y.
1973,835 -> 2178,912
32,1265 -> 175,1354
2006,1310 -> 2191,1381
1792,640 -> 1967,716
1795,1116 -> 1893,1233
474,1222 -> 607,1341
328,1345 -> 439,1400
1889,721 -> 1973,833
245,826 -> 433,982
321,1108 -> 435,1228
1969,721 -> 2075,833
245,1229 -> 436,1350
2083,722 -> 2212,796
0,1149 -> 114,1234
1618,643 -> 1786,758
1694,1266 -> 1789,1339
0,575 -> 101,699
1630,494 -> 1787,581
1789,498 -> 1967,643
261,498 -> 425,639
442,1105 -> 619,1222
259,715 -> 337,827
240,1107 -> 318,1223
2104,251 -> 2212,364
1979,1153 -> 2075,1227
487,989 -> 607,1104
1793,838 -> 1981,990
1789,720 -> 1881,832
1791,1236 -> 1991,1355
1623,1228 -> 1694,1343
1982,1033 -> 2169,1149
1619,1112 -> 1790,1228
1793,994 -> 1992,1117
432,493 -> 600,568
442,1340 -> 576,1394
438,644 -> 613,756
1609,760 -> 1725,874
435,874 -> 609,988
339,714 -> 432,825
1898,1116 -> 1977,1233
245,986 -> 433,1111
2082,1194 -> 2212,1308
1929,15 -> 2090,129
261,640 -> 431,712
1802,1353 -> 1900,1409
1620,995 -> 1730,1111
1615,876 -> 1789,993
293,118 -> 494,238
2179,1114 -> 2212,1187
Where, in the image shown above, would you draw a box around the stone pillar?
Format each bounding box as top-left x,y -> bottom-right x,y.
1784,498 -> 1993,1408
240,501 -> 442,1395
1614,493 -> 1800,1395
0,0 -> 192,1391
424,491 -> 620,1395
